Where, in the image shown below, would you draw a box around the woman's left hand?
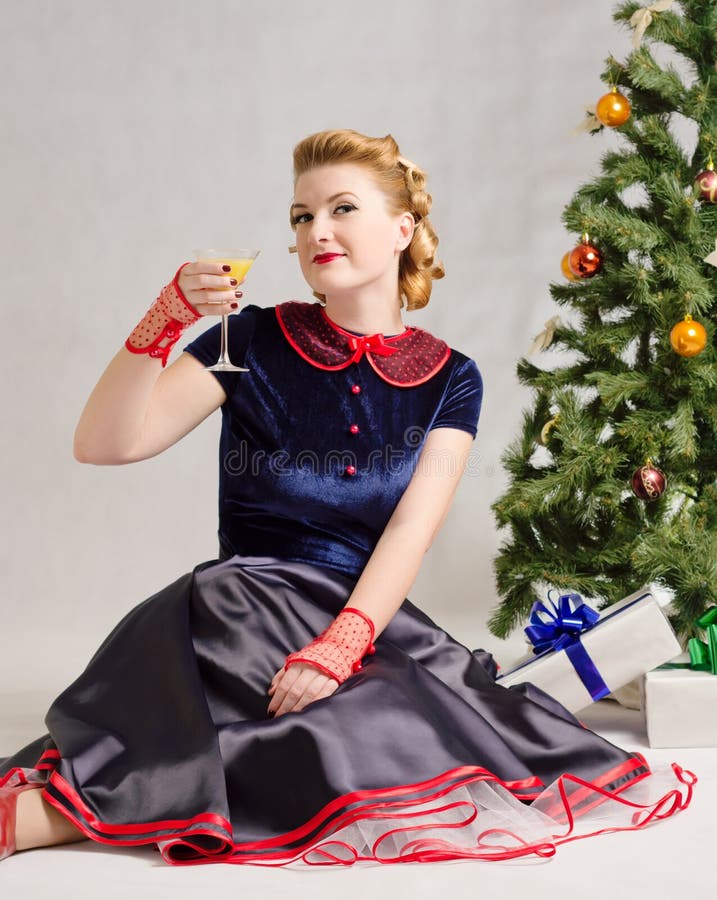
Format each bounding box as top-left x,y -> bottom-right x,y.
267,663 -> 339,717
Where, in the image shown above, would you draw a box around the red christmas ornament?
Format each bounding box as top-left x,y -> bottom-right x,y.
696,158 -> 717,203
568,235 -> 603,278
595,87 -> 631,128
631,461 -> 666,501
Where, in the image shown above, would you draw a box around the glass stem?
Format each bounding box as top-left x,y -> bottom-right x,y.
219,315 -> 230,363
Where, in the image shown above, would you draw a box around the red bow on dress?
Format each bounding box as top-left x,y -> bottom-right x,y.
346,332 -> 399,363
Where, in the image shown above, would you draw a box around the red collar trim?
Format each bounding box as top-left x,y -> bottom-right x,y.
275,301 -> 451,387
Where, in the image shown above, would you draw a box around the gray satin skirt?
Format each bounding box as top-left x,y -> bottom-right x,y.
0,554 -> 694,866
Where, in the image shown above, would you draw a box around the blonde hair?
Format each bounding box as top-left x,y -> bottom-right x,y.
291,129 -> 444,310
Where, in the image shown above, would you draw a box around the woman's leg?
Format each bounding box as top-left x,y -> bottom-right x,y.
14,788 -> 87,852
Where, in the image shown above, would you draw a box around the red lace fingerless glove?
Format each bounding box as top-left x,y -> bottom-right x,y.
284,607 -> 377,684
125,264 -> 201,367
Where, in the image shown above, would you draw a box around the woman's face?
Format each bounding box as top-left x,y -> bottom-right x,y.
291,163 -> 414,302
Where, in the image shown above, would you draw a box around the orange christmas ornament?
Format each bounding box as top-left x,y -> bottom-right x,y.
561,251 -> 578,281
568,234 -> 603,278
595,87 -> 631,127
669,315 -> 707,357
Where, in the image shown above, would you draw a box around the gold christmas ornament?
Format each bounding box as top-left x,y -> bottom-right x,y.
595,87 -> 632,128
669,315 -> 708,357
561,252 -> 578,281
540,414 -> 561,445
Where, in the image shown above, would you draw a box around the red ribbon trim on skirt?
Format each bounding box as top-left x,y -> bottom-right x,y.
0,746 -> 696,866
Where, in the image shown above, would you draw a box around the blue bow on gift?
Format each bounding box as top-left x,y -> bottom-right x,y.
525,592 -> 610,702
526,593 -> 600,652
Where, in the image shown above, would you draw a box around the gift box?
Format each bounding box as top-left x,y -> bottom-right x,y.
495,588 -> 681,714
644,665 -> 717,748
643,608 -> 717,747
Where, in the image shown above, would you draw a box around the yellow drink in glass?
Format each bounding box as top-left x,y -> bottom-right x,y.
192,247 -> 260,372
211,257 -> 256,281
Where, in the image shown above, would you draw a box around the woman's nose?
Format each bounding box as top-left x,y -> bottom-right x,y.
308,214 -> 333,243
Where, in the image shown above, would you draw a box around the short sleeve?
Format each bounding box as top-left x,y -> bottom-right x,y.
182,305 -> 258,400
430,357 -> 483,439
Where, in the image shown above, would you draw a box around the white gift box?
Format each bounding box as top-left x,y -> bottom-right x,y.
496,588 -> 681,714
644,663 -> 717,748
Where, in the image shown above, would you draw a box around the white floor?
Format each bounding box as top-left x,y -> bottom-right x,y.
0,685 -> 712,900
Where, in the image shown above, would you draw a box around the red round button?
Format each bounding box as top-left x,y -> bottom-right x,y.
350,384 -> 362,395
349,424 -> 360,435
344,465 -> 357,476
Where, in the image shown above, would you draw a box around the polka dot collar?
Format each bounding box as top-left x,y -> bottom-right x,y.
275,301 -> 451,388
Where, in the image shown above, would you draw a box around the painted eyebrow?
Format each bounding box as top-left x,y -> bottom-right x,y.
290,192 -> 359,213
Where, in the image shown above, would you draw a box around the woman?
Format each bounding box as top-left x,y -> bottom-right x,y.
0,130 -> 693,867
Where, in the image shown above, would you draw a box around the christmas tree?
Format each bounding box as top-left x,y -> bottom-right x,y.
490,0 -> 717,642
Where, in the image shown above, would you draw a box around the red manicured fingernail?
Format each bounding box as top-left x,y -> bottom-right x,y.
230,278 -> 238,285
235,290 -> 242,298
231,302 -> 239,309
222,265 -> 231,272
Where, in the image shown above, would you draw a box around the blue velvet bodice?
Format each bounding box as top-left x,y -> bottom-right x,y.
183,303 -> 482,579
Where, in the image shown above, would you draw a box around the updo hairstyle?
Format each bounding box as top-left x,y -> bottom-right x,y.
291,129 -> 445,310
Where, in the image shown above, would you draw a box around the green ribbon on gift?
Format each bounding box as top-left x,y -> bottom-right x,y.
686,606 -> 717,675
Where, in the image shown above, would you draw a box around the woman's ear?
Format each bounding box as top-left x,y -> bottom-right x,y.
396,212 -> 415,252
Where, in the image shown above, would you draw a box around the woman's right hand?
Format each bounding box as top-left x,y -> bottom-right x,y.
177,261 -> 244,316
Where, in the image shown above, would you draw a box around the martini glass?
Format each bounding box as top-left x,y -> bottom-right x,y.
193,248 -> 260,372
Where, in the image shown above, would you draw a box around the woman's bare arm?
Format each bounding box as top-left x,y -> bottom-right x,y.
342,425 -> 474,637
73,350 -> 226,465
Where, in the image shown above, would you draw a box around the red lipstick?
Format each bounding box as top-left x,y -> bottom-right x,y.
313,253 -> 345,264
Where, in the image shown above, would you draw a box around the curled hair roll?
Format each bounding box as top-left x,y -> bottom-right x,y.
396,155 -> 445,310
292,130 -> 444,310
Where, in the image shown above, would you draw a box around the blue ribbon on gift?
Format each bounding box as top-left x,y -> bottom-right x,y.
524,592 -> 611,701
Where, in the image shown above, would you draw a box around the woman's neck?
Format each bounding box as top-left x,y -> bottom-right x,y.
322,294 -> 405,337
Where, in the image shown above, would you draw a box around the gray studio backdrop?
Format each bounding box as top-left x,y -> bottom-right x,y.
0,1 -> 635,690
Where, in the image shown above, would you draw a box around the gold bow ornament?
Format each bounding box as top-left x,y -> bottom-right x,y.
629,1 -> 674,49
529,316 -> 563,355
